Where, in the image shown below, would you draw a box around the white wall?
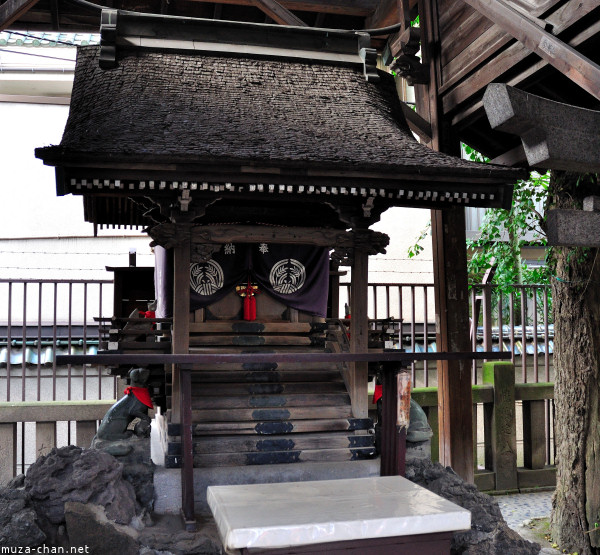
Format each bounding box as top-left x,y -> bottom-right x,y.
0,75 -> 153,324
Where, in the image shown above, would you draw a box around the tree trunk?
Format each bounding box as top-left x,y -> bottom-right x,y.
550,171 -> 600,554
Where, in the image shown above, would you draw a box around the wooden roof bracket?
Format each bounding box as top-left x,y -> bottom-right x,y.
359,47 -> 380,81
100,9 -> 118,70
97,9 -> 376,74
382,27 -> 429,86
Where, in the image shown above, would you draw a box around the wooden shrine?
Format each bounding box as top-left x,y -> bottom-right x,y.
35,15 -> 523,480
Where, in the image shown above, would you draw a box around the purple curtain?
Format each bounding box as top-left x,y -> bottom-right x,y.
155,243 -> 330,317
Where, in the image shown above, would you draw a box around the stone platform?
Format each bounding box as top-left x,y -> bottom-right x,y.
154,459 -> 380,515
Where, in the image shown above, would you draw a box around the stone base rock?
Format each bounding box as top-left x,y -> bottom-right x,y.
93,436 -> 156,513
65,502 -> 139,555
24,445 -> 137,545
0,487 -> 46,548
138,514 -> 223,555
406,459 -> 541,554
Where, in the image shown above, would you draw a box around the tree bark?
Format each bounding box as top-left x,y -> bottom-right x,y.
550,171 -> 600,554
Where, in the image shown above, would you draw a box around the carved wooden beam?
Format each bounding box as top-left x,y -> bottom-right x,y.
384,26 -> 429,85
250,0 -> 307,26
148,223 -> 389,256
460,0 -> 600,102
0,0 -> 40,31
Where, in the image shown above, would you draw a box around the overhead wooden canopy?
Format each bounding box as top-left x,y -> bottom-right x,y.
34,18 -> 524,231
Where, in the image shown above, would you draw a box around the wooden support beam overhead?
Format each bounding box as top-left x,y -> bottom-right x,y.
251,0 -> 307,26
400,102 -> 432,142
460,0 -> 600,102
189,0 -> 376,17
366,0 -> 417,31
0,0 -> 40,31
50,0 -> 60,30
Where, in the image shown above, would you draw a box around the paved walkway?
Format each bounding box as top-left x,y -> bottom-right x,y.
496,490 -> 553,529
496,490 -> 560,553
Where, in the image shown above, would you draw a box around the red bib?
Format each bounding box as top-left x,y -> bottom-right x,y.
124,386 -> 153,409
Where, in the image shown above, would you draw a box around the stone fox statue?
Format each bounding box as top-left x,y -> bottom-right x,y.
96,368 -> 153,441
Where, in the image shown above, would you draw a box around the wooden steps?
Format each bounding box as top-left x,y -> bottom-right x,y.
169,431 -> 375,454
163,318 -> 375,469
189,405 -> 353,422
191,382 -> 346,395
166,446 -> 375,468
189,335 -> 324,347
188,370 -> 343,384
168,417 -> 373,436
189,322 -> 327,334
190,392 -> 351,409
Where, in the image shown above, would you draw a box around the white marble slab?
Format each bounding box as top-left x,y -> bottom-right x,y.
207,475 -> 471,552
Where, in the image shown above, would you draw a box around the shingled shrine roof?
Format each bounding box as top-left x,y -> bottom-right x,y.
36,40 -> 526,227
40,46 -> 521,176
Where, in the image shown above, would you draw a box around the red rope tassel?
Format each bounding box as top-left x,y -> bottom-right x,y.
236,280 -> 260,321
244,294 -> 256,321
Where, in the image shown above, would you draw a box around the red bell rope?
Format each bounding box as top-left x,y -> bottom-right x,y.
236,280 -> 260,321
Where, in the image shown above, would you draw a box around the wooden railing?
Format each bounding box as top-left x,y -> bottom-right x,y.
407,361 -> 555,492
0,400 -> 114,484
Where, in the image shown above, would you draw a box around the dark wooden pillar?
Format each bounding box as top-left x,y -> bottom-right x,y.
171,235 -> 190,424
431,207 -> 473,482
350,247 -> 369,418
413,0 -> 474,483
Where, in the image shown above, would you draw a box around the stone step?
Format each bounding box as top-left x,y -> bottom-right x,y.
153,459 -> 381,516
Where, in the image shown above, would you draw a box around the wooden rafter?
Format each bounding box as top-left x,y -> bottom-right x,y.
448,10 -> 600,126
400,102 -> 432,142
50,0 -> 59,29
190,0 -> 375,17
250,0 -> 307,26
460,0 -> 600,101
365,0 -> 417,31
0,0 -> 40,31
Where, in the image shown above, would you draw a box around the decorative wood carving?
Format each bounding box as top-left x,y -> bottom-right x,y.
384,27 -> 429,85
148,223 -> 389,257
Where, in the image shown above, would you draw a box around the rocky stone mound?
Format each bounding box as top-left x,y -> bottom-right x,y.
0,486 -> 46,547
25,445 -> 137,527
406,459 -> 541,554
0,445 -> 145,550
